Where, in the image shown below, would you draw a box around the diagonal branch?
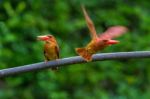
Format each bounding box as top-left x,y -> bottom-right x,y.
1,51 -> 150,77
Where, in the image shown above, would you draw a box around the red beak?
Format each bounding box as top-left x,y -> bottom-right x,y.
107,40 -> 119,45
37,36 -> 49,41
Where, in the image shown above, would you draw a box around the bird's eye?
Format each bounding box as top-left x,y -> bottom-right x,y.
103,40 -> 108,42
48,35 -> 52,38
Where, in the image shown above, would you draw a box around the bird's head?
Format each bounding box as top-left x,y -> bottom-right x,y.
37,35 -> 56,43
102,39 -> 119,45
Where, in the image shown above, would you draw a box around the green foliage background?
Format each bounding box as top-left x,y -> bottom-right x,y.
0,0 -> 150,99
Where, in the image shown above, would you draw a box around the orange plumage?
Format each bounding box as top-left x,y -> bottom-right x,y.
76,6 -> 128,62
37,35 -> 59,70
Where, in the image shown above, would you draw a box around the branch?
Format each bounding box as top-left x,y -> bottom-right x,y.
1,51 -> 150,77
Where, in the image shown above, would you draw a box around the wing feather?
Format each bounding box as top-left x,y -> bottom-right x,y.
98,26 -> 128,40
82,5 -> 98,40
55,45 -> 59,58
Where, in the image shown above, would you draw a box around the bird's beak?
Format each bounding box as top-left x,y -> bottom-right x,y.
107,40 -> 119,45
37,36 -> 49,41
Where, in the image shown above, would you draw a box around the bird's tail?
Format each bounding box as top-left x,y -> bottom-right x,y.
75,47 -> 92,62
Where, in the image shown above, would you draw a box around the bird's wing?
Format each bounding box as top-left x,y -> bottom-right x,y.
98,26 -> 128,40
82,5 -> 98,40
55,45 -> 59,58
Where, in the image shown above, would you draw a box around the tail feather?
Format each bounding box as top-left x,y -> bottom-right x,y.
75,48 -> 92,61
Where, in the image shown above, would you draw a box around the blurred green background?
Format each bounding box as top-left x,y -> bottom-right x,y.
0,0 -> 150,99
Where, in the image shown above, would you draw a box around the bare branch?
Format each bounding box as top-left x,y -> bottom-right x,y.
0,51 -> 150,77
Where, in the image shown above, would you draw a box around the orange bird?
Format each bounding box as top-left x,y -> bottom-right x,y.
76,6 -> 128,62
37,35 -> 59,70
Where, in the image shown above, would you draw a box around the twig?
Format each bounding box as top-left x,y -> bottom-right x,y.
0,51 -> 150,77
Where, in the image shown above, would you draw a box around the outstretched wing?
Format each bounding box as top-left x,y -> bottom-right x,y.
82,5 -> 98,40
98,26 -> 128,40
